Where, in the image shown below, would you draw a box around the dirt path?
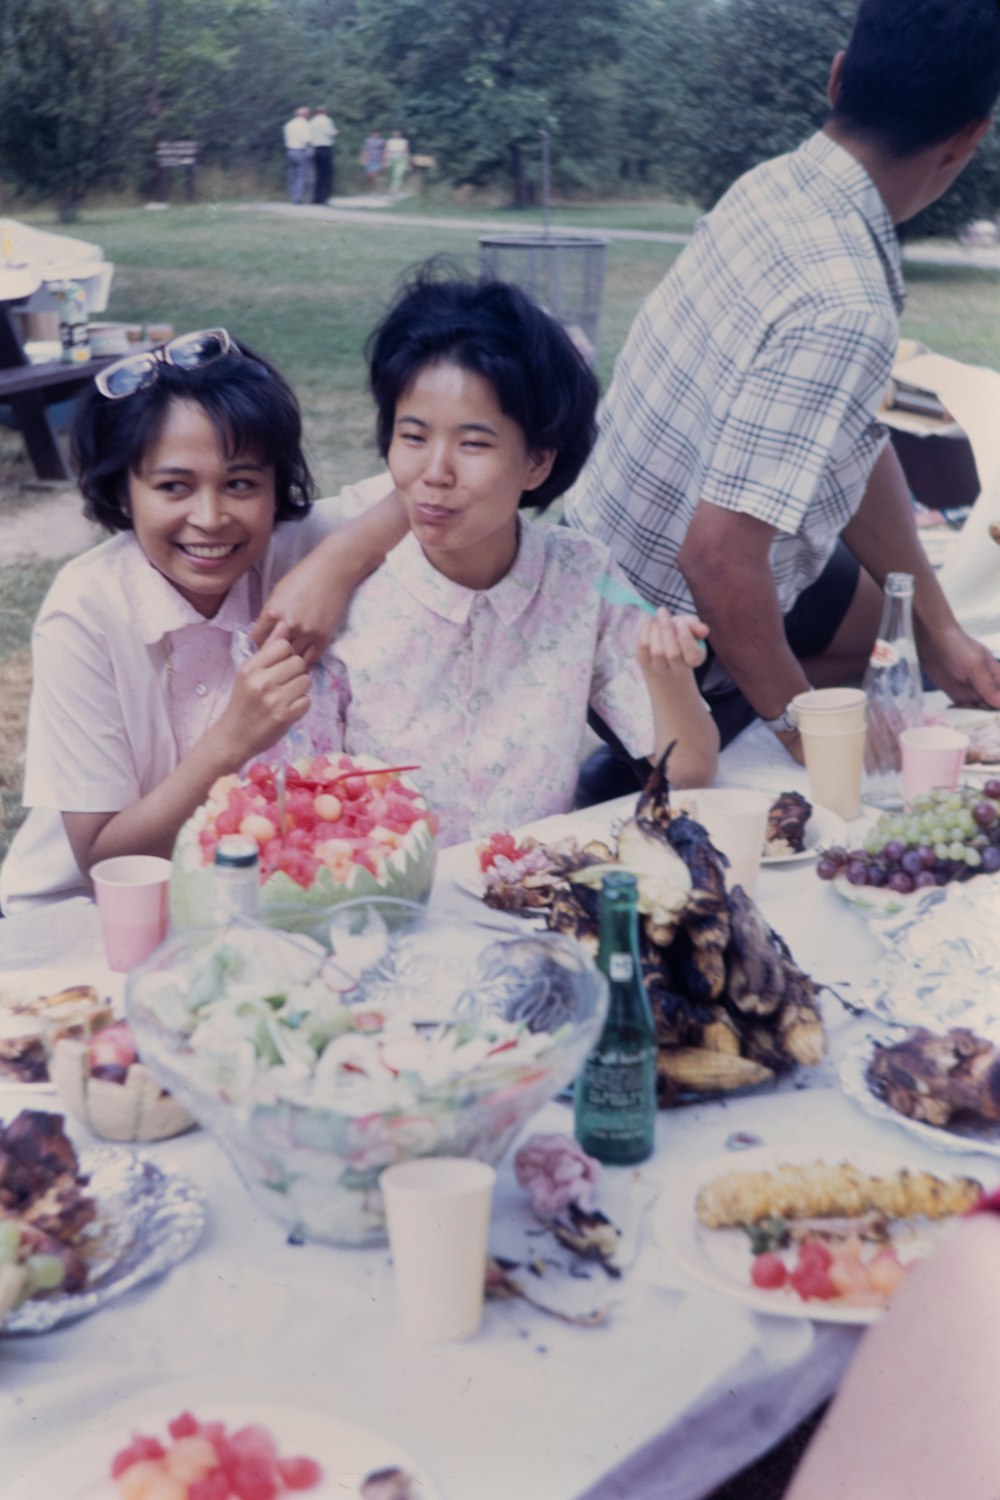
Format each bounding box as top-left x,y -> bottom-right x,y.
0,489 -> 101,564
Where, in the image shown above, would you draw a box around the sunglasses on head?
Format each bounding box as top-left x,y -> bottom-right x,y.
95,328 -> 234,400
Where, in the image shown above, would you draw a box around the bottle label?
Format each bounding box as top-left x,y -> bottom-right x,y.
578,1046 -> 656,1126
869,639 -> 898,669
608,953 -> 633,981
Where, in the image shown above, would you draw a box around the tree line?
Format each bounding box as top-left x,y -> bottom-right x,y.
1,0 -> 997,234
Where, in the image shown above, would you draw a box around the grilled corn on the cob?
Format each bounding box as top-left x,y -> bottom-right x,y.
695,1160 -> 982,1229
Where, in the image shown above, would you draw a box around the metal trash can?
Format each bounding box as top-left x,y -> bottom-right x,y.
478,234 -> 608,363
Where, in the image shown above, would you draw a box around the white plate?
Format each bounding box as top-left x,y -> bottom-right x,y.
5,1397 -> 443,1500
453,811 -> 620,901
651,1142 -> 992,1325
760,804 -> 846,865
829,871 -> 938,920
0,964 -> 124,1091
940,707 -> 1000,768
840,1032 -> 1000,1160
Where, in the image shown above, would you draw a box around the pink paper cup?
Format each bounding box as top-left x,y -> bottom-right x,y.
91,855 -> 171,972
901,726 -> 970,807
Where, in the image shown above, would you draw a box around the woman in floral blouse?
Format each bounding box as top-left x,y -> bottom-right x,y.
322,267 -> 719,844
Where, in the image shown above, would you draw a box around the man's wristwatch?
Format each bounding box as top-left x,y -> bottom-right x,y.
761,705 -> 799,736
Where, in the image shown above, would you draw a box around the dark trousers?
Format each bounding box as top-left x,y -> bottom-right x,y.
313,147 -> 333,203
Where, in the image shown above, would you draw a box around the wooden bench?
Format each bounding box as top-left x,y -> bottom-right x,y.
0,301 -> 119,482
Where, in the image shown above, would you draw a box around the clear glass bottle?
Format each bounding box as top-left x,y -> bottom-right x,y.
862,571 -> 924,809
574,871 -> 657,1166
213,835 -> 260,923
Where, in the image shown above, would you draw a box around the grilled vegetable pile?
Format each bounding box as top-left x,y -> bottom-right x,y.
490,752 -> 827,1103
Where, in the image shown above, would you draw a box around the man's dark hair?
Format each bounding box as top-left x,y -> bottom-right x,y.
831,0 -> 1000,156
366,262 -> 599,511
72,339 -> 315,533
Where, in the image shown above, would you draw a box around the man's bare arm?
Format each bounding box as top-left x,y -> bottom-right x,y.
677,503 -> 810,758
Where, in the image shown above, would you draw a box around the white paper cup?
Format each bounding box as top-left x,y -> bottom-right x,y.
901,725 -> 970,806
686,788 -> 771,896
91,855 -> 171,972
800,725 -> 866,820
380,1157 -> 496,1341
792,687 -> 866,733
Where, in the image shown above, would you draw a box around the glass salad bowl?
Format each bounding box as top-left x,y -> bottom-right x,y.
125,900 -> 607,1246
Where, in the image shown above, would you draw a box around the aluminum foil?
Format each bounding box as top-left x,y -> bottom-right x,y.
851,880 -> 1000,1039
839,1030 -> 1000,1160
4,1146 -> 206,1335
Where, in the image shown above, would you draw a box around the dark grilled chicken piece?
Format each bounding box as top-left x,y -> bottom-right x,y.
867,1027 -> 1000,1129
765,791 -> 812,854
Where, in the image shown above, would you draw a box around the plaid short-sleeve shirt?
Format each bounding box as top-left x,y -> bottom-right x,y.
566,132 -> 906,615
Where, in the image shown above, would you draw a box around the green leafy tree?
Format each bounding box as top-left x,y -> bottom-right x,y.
668,0 -> 1000,238
0,0 -> 146,219
339,0 -> 628,204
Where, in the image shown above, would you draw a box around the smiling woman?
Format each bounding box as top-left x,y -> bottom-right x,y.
0,334 -> 406,915
124,400 -> 277,618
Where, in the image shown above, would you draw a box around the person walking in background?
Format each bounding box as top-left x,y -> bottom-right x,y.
362,130 -> 385,194
310,106 -> 338,203
384,128 -> 410,196
283,106 -> 312,205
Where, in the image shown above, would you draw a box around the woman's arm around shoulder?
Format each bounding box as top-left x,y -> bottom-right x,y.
252,481 -> 407,666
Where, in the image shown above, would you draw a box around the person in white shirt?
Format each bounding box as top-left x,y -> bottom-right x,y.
1,331 -> 404,912
282,107 -> 312,204
309,106 -> 338,203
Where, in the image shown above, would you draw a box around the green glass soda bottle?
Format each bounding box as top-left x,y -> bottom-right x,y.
574,871 -> 657,1165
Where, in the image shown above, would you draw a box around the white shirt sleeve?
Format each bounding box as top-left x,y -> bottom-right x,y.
23,607 -> 147,811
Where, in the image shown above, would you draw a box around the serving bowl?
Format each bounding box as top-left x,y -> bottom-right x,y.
125,899 -> 607,1245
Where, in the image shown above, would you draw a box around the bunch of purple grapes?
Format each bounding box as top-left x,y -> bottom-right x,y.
816,780 -> 1000,895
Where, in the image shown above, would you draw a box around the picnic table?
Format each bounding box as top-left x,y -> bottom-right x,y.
1,719 -> 992,1498
1,220 -> 116,482
0,297 -> 120,481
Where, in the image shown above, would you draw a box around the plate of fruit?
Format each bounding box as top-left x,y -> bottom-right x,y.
5,1396 -> 442,1499
47,1018 -> 195,1143
816,782 -> 1000,916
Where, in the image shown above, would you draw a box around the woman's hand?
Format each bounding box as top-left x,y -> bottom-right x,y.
252,488 -> 408,667
251,549 -> 350,668
637,608 -> 709,679
215,625 -> 310,762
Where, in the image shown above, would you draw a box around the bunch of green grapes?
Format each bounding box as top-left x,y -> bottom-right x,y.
817,781 -> 1000,893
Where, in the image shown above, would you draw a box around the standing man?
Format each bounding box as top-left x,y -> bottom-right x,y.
567,0 -> 1000,772
310,105 -> 338,204
283,106 -> 312,205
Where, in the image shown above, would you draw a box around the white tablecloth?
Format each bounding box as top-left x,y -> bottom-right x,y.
0,739 -> 978,1499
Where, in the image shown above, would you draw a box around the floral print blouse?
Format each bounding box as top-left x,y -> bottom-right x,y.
323,519 -> 654,845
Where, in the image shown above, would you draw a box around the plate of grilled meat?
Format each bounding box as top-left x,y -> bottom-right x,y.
840,1025 -> 1000,1158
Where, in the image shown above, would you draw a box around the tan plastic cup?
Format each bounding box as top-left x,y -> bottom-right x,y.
91,855 -> 171,972
800,725 -> 865,819
687,788 -> 771,896
792,687 -> 866,733
381,1157 -> 496,1341
901,726 -> 969,806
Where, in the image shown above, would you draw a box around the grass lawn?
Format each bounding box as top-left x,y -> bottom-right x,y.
2,199 -> 1000,864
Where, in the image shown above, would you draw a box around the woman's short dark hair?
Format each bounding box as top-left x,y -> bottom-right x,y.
72,338 -> 316,533
831,0 -> 1000,157
366,264 -> 600,511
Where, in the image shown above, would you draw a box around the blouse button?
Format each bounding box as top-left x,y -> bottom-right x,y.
195,682 -> 208,697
